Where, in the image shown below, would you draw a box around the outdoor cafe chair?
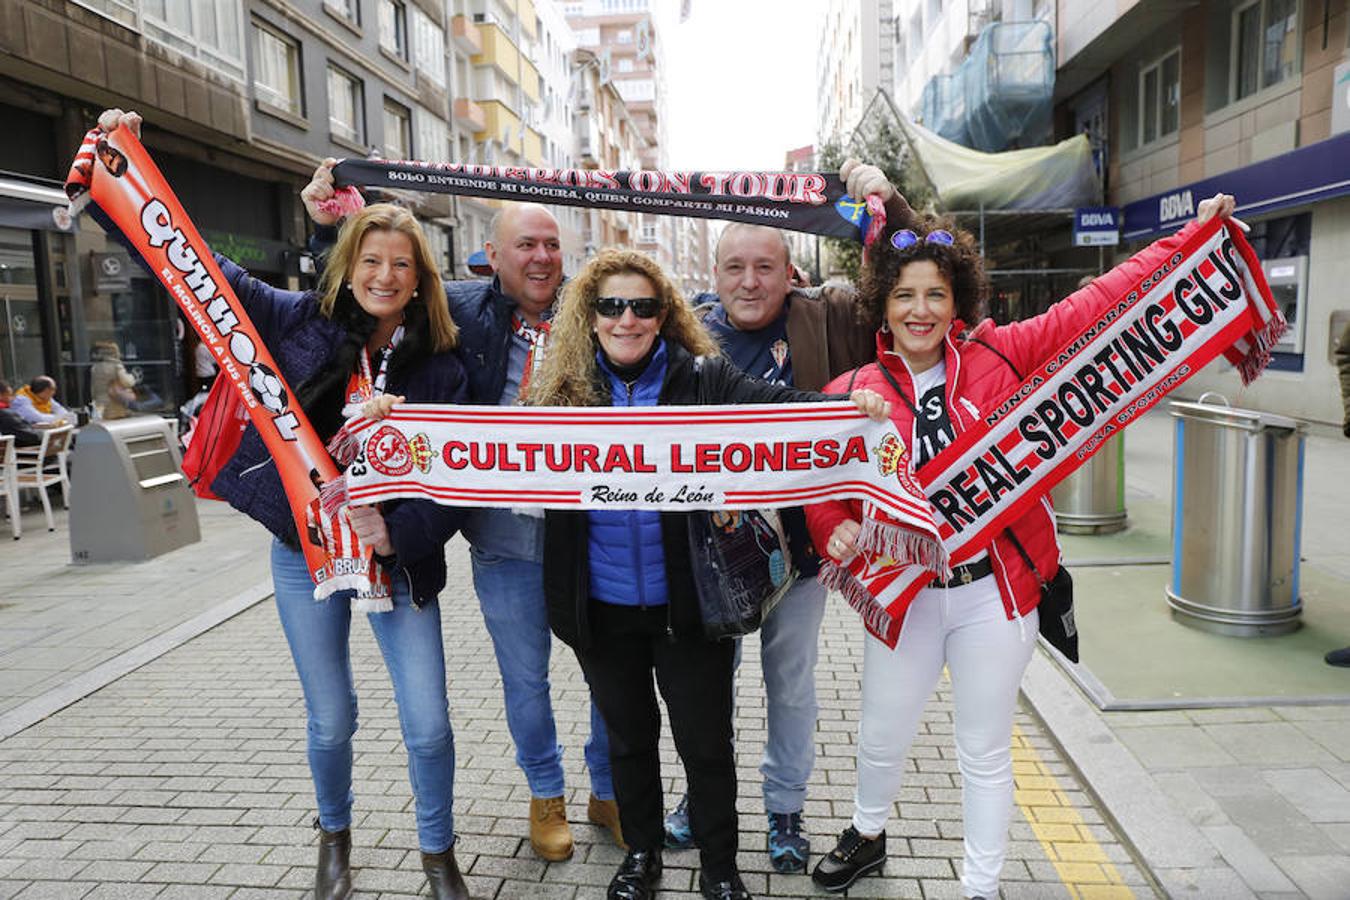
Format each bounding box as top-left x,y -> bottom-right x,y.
15,424 -> 74,532
0,435 -> 18,539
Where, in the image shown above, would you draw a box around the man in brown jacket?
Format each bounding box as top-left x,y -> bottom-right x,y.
665,161 -> 919,871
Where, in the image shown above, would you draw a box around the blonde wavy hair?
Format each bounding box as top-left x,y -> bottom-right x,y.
317,203 -> 458,351
529,248 -> 720,407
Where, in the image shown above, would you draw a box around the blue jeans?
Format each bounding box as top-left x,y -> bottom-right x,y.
271,540 -> 455,852
735,576 -> 826,814
470,548 -> 613,799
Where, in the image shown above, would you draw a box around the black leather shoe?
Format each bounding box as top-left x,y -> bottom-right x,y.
698,870 -> 752,900
811,826 -> 886,893
608,848 -> 663,900
421,845 -> 470,900
1326,646 -> 1350,667
313,821 -> 352,900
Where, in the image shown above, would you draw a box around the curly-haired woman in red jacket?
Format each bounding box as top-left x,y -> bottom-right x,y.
806,196 -> 1237,898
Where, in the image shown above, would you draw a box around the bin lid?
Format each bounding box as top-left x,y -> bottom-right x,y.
1169,399 -> 1304,433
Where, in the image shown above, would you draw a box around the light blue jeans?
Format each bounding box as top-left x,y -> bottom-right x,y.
470,548 -> 613,799
736,576 -> 827,814
271,540 -> 455,853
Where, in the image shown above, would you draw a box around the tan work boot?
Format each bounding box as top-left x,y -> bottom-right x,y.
587,794 -> 626,849
529,795 -> 574,860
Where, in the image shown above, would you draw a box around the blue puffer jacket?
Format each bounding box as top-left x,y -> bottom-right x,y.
445,277 -> 517,404
586,343 -> 670,607
209,255 -> 469,606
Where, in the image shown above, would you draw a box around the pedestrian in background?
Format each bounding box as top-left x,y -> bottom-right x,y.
528,247 -> 890,900
303,162 -> 619,860
806,191 -> 1242,898
95,106 -> 473,900
1326,319 -> 1350,667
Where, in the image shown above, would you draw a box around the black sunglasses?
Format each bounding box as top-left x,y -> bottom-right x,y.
594,296 -> 662,319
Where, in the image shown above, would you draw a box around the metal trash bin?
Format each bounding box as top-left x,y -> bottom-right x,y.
1166,394 -> 1304,636
69,416 -> 201,563
1052,434 -> 1127,534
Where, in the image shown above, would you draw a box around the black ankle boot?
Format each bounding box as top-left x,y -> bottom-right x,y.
811,826 -> 886,893
422,845 -> 470,900
314,821 -> 352,900
608,848 -> 662,900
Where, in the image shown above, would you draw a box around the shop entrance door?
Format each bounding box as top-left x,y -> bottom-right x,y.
0,227 -> 45,386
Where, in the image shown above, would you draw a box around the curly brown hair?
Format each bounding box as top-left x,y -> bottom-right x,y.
528,248 -> 721,407
856,215 -> 988,330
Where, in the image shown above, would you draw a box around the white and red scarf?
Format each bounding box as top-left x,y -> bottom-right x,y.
323,400 -> 949,573
65,127 -> 390,610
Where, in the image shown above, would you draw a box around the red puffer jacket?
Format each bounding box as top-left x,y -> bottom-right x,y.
806,220 -> 1199,626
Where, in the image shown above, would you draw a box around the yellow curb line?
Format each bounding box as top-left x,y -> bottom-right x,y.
1012,724 -> 1136,899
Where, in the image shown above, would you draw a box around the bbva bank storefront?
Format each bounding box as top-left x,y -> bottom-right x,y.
1120,130 -> 1350,426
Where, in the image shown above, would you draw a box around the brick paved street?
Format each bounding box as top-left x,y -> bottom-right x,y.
0,535 -> 1156,899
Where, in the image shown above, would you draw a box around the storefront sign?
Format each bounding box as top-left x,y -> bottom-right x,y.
1333,62 -> 1350,137
1073,206 -> 1120,246
91,251 -> 132,292
1122,131 -> 1350,240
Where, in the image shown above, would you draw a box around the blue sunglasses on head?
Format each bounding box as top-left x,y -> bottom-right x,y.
889,228 -> 955,250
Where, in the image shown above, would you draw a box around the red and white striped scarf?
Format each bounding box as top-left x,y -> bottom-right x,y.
823,218 -> 1284,645
66,127 -> 391,611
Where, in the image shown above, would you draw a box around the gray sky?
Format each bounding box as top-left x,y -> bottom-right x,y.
661,0 -> 820,170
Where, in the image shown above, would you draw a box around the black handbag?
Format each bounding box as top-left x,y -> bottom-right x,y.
685,356 -> 796,640
1004,529 -> 1078,663
687,508 -> 796,640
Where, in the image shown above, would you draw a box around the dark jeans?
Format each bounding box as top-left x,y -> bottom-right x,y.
574,601 -> 739,879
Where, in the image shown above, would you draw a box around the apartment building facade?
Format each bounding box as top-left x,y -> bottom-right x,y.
1056,0 -> 1350,422
0,0 -> 456,413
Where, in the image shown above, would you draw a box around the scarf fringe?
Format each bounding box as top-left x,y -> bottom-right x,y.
818,561 -> 901,643
319,475 -> 349,517
326,425 -> 360,468
316,185 -> 366,220
313,573 -> 394,613
863,195 -> 887,247
351,593 -> 394,614
856,516 -> 950,579
1237,317 -> 1289,386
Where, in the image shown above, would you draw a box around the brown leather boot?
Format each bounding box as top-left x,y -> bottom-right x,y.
587,794 -> 626,849
421,845 -> 470,900
529,795 -> 574,861
313,822 -> 352,900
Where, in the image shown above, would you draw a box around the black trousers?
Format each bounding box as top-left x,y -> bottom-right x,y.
574,601 -> 739,879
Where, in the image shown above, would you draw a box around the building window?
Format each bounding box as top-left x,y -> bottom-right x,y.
412,7 -> 447,87
383,98 -> 412,159
641,222 -> 657,243
324,0 -> 359,24
615,29 -> 632,43
414,105 -> 449,162
379,0 -> 408,60
327,65 -> 364,144
253,21 -> 303,116
617,57 -> 634,73
1139,48 -> 1180,145
141,0 -> 245,79
1231,0 -> 1297,101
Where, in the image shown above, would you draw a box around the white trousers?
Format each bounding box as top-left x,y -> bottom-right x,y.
853,578 -> 1038,898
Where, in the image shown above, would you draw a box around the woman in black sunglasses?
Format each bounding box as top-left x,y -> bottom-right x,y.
528,248 -> 887,900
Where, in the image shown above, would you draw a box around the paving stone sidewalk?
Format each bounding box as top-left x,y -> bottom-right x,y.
0,535 -> 1156,899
